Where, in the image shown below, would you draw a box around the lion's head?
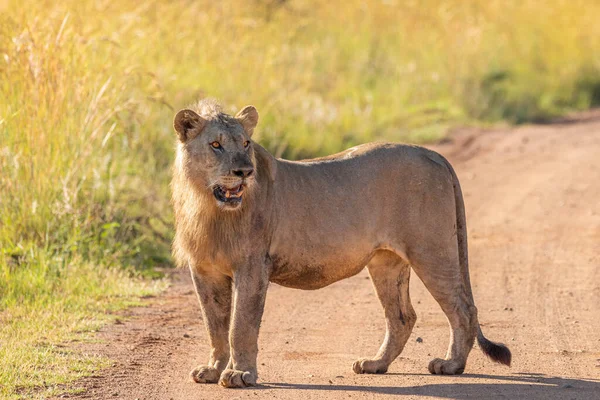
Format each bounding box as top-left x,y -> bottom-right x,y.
173,100 -> 259,211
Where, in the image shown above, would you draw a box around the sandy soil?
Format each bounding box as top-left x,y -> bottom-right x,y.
57,114 -> 600,400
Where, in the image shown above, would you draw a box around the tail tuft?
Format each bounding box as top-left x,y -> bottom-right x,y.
477,327 -> 512,366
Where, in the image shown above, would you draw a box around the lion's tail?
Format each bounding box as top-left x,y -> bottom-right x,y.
476,326 -> 512,366
443,156 -> 512,367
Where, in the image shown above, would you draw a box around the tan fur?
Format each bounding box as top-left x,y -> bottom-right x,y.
172,100 -> 511,388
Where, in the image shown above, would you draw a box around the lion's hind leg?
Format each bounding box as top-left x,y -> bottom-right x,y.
410,253 -> 478,375
353,250 -> 416,374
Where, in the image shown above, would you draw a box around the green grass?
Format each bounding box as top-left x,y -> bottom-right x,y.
1,261 -> 166,399
1,0 -> 600,397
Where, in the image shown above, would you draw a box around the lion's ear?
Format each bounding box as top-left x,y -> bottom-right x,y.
173,109 -> 206,142
235,105 -> 259,137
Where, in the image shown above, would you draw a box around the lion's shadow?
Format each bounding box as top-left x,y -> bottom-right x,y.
261,372 -> 600,399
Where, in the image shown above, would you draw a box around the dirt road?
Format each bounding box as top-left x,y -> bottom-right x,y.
61,114 -> 600,399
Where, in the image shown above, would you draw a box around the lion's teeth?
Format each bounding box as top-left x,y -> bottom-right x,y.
225,190 -> 231,198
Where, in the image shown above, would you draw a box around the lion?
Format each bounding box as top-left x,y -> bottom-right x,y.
171,99 -> 511,388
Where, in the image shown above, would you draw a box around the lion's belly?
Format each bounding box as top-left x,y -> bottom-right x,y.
268,252 -> 372,290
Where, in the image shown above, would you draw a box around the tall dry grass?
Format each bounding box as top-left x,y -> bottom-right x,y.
1,0 -> 600,397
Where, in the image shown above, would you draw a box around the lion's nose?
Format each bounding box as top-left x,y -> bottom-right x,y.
232,167 -> 254,178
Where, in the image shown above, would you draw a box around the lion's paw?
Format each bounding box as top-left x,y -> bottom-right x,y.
427,358 -> 465,375
190,365 -> 220,383
352,358 -> 388,374
218,369 -> 256,388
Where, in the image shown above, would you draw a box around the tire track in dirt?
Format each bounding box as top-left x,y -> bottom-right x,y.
56,113 -> 600,399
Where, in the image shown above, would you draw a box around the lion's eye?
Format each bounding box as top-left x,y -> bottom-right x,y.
210,141 -> 222,149
243,140 -> 250,148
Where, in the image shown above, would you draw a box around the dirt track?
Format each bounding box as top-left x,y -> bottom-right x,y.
61,114 -> 600,400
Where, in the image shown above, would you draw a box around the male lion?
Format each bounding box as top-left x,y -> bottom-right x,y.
171,99 -> 511,388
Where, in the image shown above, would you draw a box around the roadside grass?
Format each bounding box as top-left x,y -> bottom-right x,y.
1,0 -> 599,398
0,261 -> 166,399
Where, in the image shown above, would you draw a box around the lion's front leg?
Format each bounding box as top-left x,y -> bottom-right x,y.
219,263 -> 269,388
190,270 -> 232,384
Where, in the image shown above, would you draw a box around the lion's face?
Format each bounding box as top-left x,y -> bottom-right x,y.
174,105 -> 259,211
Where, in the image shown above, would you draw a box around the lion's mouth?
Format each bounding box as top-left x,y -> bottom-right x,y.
213,184 -> 245,205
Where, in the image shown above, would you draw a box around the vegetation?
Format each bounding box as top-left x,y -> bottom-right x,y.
1,0 -> 599,397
